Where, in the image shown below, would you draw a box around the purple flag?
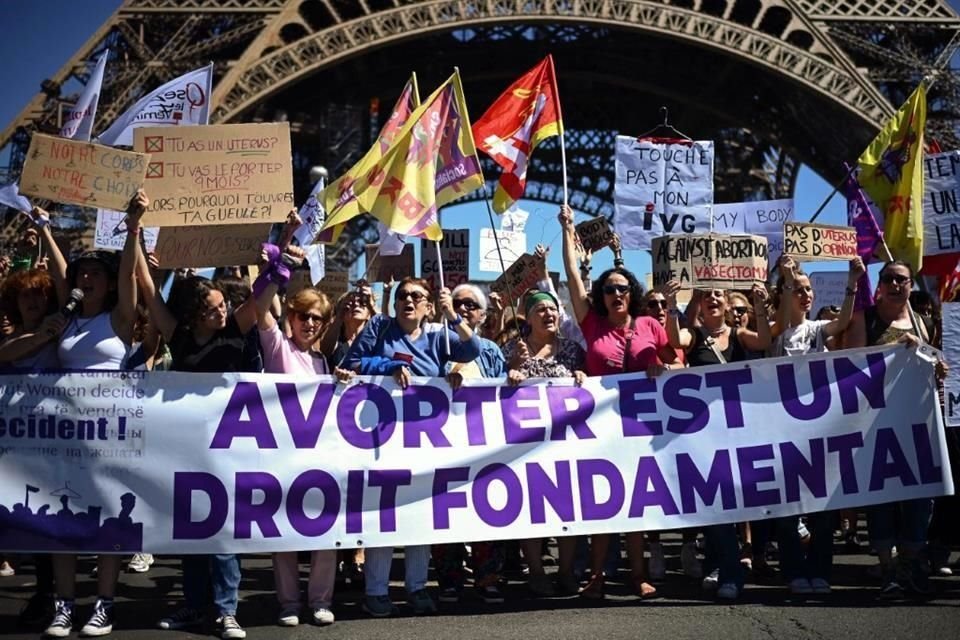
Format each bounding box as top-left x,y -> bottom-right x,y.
842,164 -> 880,310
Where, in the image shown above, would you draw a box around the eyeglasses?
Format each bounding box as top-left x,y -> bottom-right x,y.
296,311 -> 326,324
603,284 -> 630,296
396,289 -> 427,303
646,299 -> 668,310
453,298 -> 480,311
880,273 -> 911,286
731,306 -> 749,315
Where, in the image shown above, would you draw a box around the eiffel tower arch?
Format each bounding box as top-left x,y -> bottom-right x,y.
2,0 -> 959,269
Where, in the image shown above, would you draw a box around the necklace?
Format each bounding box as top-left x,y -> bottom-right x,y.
706,324 -> 728,337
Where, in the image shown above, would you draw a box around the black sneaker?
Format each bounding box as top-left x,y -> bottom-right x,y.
79,599 -> 113,637
479,584 -> 505,604
878,580 -> 904,599
157,606 -> 205,630
43,600 -> 73,638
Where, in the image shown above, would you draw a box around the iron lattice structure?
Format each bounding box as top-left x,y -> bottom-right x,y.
2,0 -> 959,269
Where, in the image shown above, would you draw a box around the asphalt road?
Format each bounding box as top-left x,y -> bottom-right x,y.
1,538 -> 957,640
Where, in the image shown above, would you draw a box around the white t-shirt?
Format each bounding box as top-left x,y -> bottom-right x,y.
772,319 -> 830,357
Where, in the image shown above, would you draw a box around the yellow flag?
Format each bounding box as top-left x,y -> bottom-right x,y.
322,71 -> 483,241
857,84 -> 926,270
316,75 -> 420,244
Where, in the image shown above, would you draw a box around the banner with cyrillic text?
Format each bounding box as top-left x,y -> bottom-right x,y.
0,346 -> 951,553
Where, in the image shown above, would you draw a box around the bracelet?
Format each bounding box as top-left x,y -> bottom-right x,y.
128,226 -> 141,236
668,308 -> 682,318
34,217 -> 49,228
447,314 -> 463,326
845,287 -> 857,296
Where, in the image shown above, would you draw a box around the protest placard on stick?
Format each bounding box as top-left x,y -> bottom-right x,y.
478,228 -> 525,272
422,229 -> 468,291
784,222 -> 857,261
365,244 -> 414,283
490,253 -> 541,303
652,233 -> 768,289
94,209 -> 158,253
20,134 -> 149,211
575,217 -> 615,252
154,223 -> 270,268
133,122 -> 294,227
923,151 -> 960,255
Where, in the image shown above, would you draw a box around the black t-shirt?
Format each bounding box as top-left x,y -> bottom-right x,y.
170,315 -> 255,372
687,327 -> 747,367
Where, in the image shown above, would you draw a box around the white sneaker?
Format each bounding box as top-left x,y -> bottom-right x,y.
127,553 -> 154,573
0,561 -> 14,577
312,608 -> 335,625
702,568 -> 719,591
681,542 -> 703,579
648,543 -> 666,582
789,577 -> 813,594
810,578 -> 831,594
717,583 -> 739,600
277,607 -> 299,627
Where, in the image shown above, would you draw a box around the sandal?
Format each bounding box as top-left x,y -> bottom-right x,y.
579,572 -> 605,600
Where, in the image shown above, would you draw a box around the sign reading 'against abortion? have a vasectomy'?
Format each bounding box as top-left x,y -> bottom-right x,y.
0,346 -> 950,554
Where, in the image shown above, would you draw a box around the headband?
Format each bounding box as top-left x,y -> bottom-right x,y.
524,290 -> 559,316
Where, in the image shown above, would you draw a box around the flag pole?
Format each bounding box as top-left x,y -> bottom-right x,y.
482,196 -> 522,336
434,236 -> 452,355
548,55 -> 569,206
808,163 -> 858,223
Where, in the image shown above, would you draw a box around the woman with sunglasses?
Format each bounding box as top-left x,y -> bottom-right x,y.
250,247 -> 338,627
342,276 -> 480,618
502,288 -> 586,597
766,256 -> 864,596
846,260 -> 936,597
320,284 -> 377,369
559,205 -> 677,600
663,279 -> 771,600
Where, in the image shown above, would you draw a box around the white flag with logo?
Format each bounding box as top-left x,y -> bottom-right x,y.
0,183 -> 32,213
293,179 -> 326,284
60,49 -> 109,141
97,64 -> 213,146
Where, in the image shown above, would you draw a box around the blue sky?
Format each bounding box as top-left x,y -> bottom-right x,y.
0,0 -> 877,282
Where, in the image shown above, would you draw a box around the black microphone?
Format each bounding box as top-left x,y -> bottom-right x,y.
61,288 -> 85,318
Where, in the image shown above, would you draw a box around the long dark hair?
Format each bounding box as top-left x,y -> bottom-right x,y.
168,276 -> 222,328
590,267 -> 644,318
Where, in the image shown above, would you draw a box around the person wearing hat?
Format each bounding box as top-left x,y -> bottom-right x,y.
29,191 -> 148,638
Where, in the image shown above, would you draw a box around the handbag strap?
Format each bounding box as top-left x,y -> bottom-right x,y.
699,326 -> 728,365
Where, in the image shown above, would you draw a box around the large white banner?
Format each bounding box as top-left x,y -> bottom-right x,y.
614,136 -> 714,250
60,50 -> 108,141
0,346 -> 950,554
941,302 -> 960,426
923,151 -> 960,256
97,64 -> 212,147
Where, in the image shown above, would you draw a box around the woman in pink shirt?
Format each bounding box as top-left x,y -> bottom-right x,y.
559,205 -> 677,600
254,254 -> 336,626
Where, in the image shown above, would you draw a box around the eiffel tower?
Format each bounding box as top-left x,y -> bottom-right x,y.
2,0 -> 958,270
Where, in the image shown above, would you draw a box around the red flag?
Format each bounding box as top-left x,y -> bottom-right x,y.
472,56 -> 563,213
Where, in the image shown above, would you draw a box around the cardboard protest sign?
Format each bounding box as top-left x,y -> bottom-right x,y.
923,151 -> 960,256
365,244 -> 414,283
421,229 -> 468,291
652,234 -> 767,289
808,271 -> 849,314
154,223 -> 270,268
614,136 -> 713,250
479,228 -> 526,272
94,209 -> 158,253
316,271 -> 350,302
784,222 -> 857,261
576,217 -> 615,252
490,253 -> 541,302
133,122 -> 294,227
19,134 -> 149,211
942,302 -> 960,426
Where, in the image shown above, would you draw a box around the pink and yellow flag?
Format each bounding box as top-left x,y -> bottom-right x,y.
320,70 -> 483,241
316,75 -> 420,243
857,84 -> 926,270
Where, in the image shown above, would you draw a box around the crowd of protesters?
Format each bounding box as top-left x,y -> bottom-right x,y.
1,197 -> 958,638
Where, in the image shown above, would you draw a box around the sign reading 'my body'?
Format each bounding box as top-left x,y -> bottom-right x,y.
0,346 -> 950,553
652,233 -> 768,289
20,134 -> 149,211
923,150 -> 960,255
133,122 -> 294,227
614,136 -> 714,250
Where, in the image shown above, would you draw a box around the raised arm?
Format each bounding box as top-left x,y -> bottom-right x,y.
29,207 -> 69,305
737,284 -> 772,352
823,257 -> 865,338
559,205 -> 590,323
771,255 -> 796,338
664,279 -> 694,350
113,191 -> 148,344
